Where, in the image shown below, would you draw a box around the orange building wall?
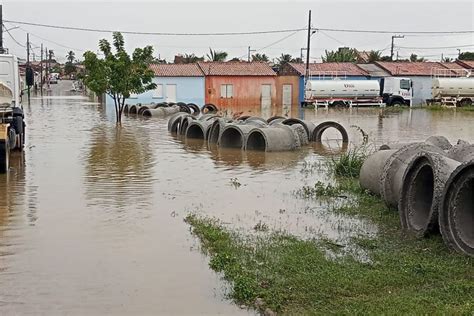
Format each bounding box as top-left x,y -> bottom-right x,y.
275,75 -> 300,115
205,76 -> 277,116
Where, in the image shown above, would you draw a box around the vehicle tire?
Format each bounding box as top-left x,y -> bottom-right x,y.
390,100 -> 404,107
458,98 -> 472,107
332,101 -> 345,108
0,140 -> 9,173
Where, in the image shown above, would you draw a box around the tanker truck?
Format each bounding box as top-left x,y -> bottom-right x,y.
304,77 -> 412,108
0,54 -> 25,173
427,77 -> 474,107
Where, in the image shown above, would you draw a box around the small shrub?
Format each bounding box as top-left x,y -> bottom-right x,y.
329,146 -> 370,178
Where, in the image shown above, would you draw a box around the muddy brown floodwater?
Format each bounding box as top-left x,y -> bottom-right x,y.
1,81 -> 474,315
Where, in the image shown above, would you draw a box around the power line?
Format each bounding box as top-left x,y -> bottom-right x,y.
5,19 -> 306,36
16,26 -> 85,52
3,23 -> 25,47
5,19 -> 473,36
397,44 -> 474,50
238,29 -> 303,59
313,27 -> 474,35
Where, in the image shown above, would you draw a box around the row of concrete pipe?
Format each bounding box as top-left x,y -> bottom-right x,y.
123,102 -> 219,117
168,112 -> 349,152
360,137 -> 474,257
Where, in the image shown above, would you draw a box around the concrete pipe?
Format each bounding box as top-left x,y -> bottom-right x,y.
360,150 -> 396,196
281,118 -> 315,142
289,124 -> 309,147
312,121 -> 349,144
398,151 -> 460,237
198,113 -> 220,121
202,103 -> 218,113
267,116 -> 286,124
269,118 -> 285,126
242,118 -> 268,128
123,104 -> 129,114
137,106 -> 150,115
128,104 -> 140,115
425,135 -> 452,150
446,144 -> 474,162
379,143 -> 412,150
178,103 -> 191,114
143,106 -> 179,117
380,143 -> 445,209
187,103 -> 201,115
179,116 -> 195,135
246,125 -> 300,152
207,118 -> 230,146
219,124 -> 256,149
168,113 -> 189,133
439,161 -> 474,257
186,119 -> 215,140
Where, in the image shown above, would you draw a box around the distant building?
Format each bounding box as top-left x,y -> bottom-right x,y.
108,63 -> 205,106
374,61 -> 471,105
197,61 -> 277,117
278,62 -> 370,106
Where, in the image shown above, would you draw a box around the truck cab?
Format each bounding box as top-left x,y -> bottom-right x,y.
0,54 -> 25,173
381,77 -> 412,106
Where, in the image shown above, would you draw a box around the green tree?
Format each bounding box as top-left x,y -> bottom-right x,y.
276,53 -> 293,68
183,53 -> 204,63
410,53 -> 425,62
459,52 -> 474,60
206,48 -> 228,61
251,53 -> 269,62
64,50 -> 77,75
368,50 -> 382,62
322,47 -> 357,62
83,32 -> 156,124
66,50 -> 75,63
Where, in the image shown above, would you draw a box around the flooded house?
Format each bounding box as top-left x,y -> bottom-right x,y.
108,63 -> 205,106
197,61 -> 277,116
374,61 -> 470,105
278,62 -> 370,107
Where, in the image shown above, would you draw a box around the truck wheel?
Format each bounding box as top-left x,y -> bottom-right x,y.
0,140 -> 9,173
332,101 -> 345,108
390,100 -> 404,107
458,98 -> 472,107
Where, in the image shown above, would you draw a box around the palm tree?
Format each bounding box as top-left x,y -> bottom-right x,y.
322,48 -> 357,62
206,48 -> 228,62
66,50 -> 76,64
182,53 -> 204,63
251,53 -> 269,62
368,50 -> 382,62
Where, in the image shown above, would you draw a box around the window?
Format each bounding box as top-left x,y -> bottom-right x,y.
220,84 -> 233,98
400,79 -> 410,90
153,84 -> 163,98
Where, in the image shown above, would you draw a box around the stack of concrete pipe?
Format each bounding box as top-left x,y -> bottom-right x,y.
360,137 -> 474,257
123,102 -> 202,117
168,113 -> 349,152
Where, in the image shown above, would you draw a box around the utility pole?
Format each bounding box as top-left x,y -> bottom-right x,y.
457,49 -> 461,59
247,46 -> 256,62
40,43 -> 43,93
304,10 -> 312,86
45,46 -> 49,89
0,5 -> 3,54
390,35 -> 404,61
27,33 -> 30,101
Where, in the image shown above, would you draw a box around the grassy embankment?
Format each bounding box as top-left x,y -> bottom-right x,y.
185,149 -> 474,315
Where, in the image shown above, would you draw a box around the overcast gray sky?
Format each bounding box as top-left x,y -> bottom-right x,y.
2,0 -> 473,63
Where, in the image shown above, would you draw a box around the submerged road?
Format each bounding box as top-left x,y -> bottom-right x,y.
0,80 -> 473,314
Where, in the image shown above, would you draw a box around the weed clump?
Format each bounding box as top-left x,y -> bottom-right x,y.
329,146 -> 371,178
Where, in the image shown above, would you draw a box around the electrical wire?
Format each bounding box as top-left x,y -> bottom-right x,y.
313,27 -> 474,34
3,23 -> 25,48
397,44 -> 474,50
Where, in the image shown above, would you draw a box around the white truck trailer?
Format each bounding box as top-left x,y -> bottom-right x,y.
427,77 -> 474,107
304,77 -> 412,108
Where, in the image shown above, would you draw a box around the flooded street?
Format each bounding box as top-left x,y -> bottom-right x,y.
1,80 -> 474,315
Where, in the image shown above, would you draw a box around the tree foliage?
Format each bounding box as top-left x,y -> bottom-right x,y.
459,51 -> 474,61
410,53 -> 425,62
322,48 -> 357,62
207,48 -> 228,62
82,32 -> 156,124
182,53 -> 204,63
251,53 -> 269,62
64,50 -> 77,75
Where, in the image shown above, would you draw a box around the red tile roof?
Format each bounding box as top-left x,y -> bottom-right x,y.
375,61 -> 470,76
287,62 -> 369,76
197,61 -> 276,76
456,60 -> 474,69
149,63 -> 204,77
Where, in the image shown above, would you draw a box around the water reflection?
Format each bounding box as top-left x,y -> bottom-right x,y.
0,152 -> 26,230
84,124 -> 155,211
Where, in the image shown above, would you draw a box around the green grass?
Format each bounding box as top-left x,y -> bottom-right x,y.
426,105 -> 474,112
185,179 -> 474,315
329,146 -> 370,178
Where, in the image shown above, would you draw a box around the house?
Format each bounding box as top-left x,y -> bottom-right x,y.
197,61 -> 277,117
278,62 -> 370,106
374,62 -> 471,105
456,60 -> 474,71
109,63 -> 205,106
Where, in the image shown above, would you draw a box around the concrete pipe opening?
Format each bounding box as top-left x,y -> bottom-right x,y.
138,106 -> 149,115
208,121 -> 221,144
400,158 -> 435,233
186,124 -> 205,139
246,130 -> 267,151
440,164 -> 474,256
312,121 -> 349,144
180,118 -> 190,135
220,127 -> 244,149
129,105 -> 139,114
